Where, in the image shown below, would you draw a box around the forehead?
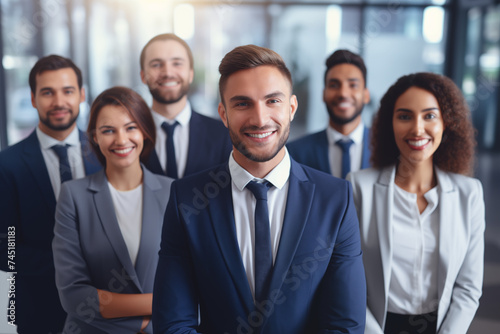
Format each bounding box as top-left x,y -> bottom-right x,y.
96,105 -> 132,125
395,86 -> 440,109
143,39 -> 190,63
223,65 -> 291,98
326,63 -> 364,82
35,68 -> 79,91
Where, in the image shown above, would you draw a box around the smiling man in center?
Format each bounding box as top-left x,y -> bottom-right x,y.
152,44 -> 366,334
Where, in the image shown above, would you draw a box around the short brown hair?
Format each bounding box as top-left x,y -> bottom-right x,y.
218,45 -> 293,105
29,55 -> 83,94
140,33 -> 194,70
324,49 -> 367,86
371,72 -> 476,175
87,86 -> 156,166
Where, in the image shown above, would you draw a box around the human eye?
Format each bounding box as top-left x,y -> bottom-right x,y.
127,125 -> 138,131
424,113 -> 437,120
101,129 -> 113,134
396,113 -> 411,120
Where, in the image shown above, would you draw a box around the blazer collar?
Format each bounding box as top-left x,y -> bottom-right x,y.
22,130 -> 56,207
89,166 -> 155,292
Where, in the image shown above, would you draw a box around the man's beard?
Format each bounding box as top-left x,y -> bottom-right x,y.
326,102 -> 364,125
149,82 -> 189,105
39,109 -> 78,131
228,123 -> 290,163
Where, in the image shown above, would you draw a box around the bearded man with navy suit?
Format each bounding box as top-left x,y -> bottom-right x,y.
140,33 -> 232,179
152,45 -> 366,334
288,49 -> 371,179
0,55 -> 101,333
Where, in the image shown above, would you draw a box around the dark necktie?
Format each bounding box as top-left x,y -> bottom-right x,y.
336,139 -> 354,179
51,144 -> 73,183
161,121 -> 179,178
246,180 -> 273,302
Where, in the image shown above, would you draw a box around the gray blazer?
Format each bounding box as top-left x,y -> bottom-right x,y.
347,166 -> 485,334
53,166 -> 173,333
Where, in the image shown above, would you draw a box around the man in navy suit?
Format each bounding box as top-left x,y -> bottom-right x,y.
288,50 -> 371,179
0,55 -> 101,333
140,33 -> 232,178
153,45 -> 366,334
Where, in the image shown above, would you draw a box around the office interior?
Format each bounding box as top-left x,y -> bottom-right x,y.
0,0 -> 498,332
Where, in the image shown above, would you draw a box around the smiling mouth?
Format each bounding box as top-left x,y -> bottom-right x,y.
407,139 -> 430,147
247,131 -> 274,139
159,81 -> 179,87
112,147 -> 134,155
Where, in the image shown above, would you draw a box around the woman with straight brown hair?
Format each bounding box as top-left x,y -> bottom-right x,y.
53,86 -> 173,333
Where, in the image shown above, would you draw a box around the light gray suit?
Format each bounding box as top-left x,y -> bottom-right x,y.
53,166 -> 173,333
347,166 -> 485,334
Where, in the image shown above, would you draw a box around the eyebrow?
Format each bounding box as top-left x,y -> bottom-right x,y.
149,57 -> 185,64
228,91 -> 285,103
39,86 -> 76,92
98,121 -> 137,130
395,107 -> 440,113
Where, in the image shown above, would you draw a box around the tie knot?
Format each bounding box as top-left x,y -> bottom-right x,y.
336,139 -> 354,152
51,144 -> 70,158
161,121 -> 179,136
246,180 -> 272,201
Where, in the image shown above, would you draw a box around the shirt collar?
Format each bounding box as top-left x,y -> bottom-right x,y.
326,121 -> 364,146
151,100 -> 192,127
36,125 -> 80,150
229,149 -> 291,191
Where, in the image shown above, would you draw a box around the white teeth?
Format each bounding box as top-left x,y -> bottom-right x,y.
408,139 -> 430,147
338,102 -> 351,108
113,147 -> 133,154
248,132 -> 273,139
161,81 -> 178,87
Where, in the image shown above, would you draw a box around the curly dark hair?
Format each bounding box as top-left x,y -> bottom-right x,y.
87,86 -> 156,167
370,72 -> 476,175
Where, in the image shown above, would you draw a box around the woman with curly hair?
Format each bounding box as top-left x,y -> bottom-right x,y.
347,72 -> 485,334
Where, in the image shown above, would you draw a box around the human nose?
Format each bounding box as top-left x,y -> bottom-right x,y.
251,102 -> 269,127
115,129 -> 128,145
52,92 -> 64,107
413,116 -> 425,135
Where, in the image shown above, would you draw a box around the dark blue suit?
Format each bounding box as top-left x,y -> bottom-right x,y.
145,111 -> 232,177
0,130 -> 101,333
153,159 -> 366,334
287,127 -> 371,175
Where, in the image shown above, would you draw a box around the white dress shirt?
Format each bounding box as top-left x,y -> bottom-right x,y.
108,182 -> 143,267
151,101 -> 191,178
388,184 -> 440,315
228,149 -> 291,300
326,122 -> 365,178
36,126 -> 85,198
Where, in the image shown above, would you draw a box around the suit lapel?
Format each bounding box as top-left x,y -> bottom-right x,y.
184,111 -> 202,176
79,130 -> 101,175
374,166 -> 395,301
146,149 -> 165,175
316,130 -> 331,174
22,131 -> 56,208
135,168 -> 164,292
435,169 -> 457,316
361,127 -> 371,169
269,161 -> 314,303
90,171 -> 142,290
208,165 -> 254,313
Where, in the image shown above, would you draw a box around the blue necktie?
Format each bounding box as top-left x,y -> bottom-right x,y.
336,139 -> 354,179
246,180 -> 273,302
51,144 -> 73,183
161,121 -> 179,179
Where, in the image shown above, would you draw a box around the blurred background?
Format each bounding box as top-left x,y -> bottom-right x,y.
0,0 -> 498,332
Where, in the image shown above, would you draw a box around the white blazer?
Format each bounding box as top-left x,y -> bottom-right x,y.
347,166 -> 485,334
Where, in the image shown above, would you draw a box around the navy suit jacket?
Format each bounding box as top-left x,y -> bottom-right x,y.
145,111 -> 232,177
53,167 -> 172,333
287,127 -> 371,175
0,129 -> 101,333
153,159 -> 366,334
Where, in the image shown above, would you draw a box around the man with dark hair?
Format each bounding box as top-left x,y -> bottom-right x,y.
288,49 -> 371,179
140,33 -> 232,178
0,55 -> 101,333
153,45 -> 366,334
